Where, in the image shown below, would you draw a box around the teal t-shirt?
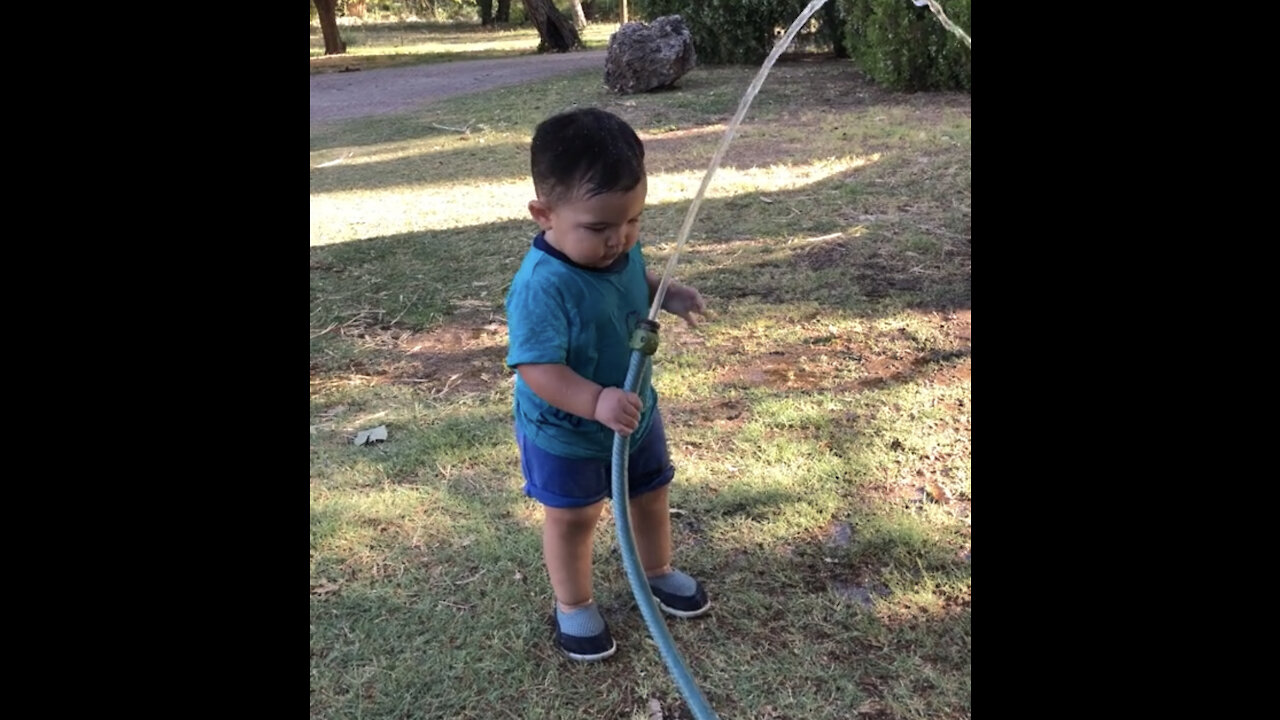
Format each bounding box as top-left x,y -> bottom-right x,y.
505,232 -> 657,459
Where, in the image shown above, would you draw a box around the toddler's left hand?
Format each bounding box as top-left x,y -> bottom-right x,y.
663,284 -> 708,328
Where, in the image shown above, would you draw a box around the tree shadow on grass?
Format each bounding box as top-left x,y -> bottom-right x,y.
310,155 -> 968,387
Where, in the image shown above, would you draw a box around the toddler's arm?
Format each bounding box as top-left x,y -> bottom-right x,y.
646,270 -> 707,327
517,363 -> 644,436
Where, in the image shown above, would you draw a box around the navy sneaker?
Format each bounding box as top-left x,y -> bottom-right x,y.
553,605 -> 617,662
649,575 -> 711,619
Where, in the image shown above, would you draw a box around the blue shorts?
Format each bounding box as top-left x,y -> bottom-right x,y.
517,411 -> 675,509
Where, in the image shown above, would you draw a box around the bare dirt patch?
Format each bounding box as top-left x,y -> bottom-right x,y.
310,309 -> 511,396
381,318 -> 511,395
716,309 -> 970,394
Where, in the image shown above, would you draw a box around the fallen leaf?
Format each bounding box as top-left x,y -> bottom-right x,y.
924,478 -> 952,503
353,425 -> 388,446
647,698 -> 663,720
319,405 -> 347,419
857,699 -> 883,715
311,580 -> 341,596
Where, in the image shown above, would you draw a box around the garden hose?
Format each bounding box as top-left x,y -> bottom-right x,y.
611,319 -> 719,720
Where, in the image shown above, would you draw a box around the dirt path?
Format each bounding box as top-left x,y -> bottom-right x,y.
310,50 -> 608,124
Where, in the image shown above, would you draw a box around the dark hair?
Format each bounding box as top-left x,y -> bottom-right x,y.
530,107 -> 646,204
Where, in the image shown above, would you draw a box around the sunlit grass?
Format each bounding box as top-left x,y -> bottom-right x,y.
311,51 -> 970,720
310,151 -> 879,247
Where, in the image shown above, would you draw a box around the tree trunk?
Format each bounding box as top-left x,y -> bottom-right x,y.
621,0 -> 628,24
822,0 -> 849,59
522,0 -> 581,52
569,0 -> 587,29
477,0 -> 494,26
496,0 -> 511,23
313,0 -> 346,55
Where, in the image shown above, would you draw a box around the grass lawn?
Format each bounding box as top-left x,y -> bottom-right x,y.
311,30 -> 970,720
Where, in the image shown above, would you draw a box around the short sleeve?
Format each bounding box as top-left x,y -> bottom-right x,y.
505,274 -> 570,369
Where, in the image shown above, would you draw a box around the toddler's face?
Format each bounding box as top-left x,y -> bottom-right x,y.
534,179 -> 647,269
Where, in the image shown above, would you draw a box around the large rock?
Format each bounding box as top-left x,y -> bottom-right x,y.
604,15 -> 697,95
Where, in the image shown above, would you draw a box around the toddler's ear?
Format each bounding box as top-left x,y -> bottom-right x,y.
528,200 -> 554,230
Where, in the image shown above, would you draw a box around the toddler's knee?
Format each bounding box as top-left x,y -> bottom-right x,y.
631,484 -> 669,508
546,501 -> 604,533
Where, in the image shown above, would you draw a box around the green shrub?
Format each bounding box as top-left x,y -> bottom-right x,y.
838,0 -> 969,91
636,0 -> 814,65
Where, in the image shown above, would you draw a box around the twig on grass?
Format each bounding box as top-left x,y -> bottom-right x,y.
454,569 -> 486,585
793,232 -> 843,244
315,152 -> 353,168
432,122 -> 473,134
389,289 -> 425,326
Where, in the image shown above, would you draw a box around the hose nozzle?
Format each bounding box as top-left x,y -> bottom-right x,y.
629,319 -> 661,356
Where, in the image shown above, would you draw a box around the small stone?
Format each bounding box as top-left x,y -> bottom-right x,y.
833,581 -> 889,607
826,522 -> 853,547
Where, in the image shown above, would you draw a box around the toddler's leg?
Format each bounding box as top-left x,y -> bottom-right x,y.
631,485 -> 711,618
629,484 -> 673,576
543,500 -> 605,610
543,500 -> 616,661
